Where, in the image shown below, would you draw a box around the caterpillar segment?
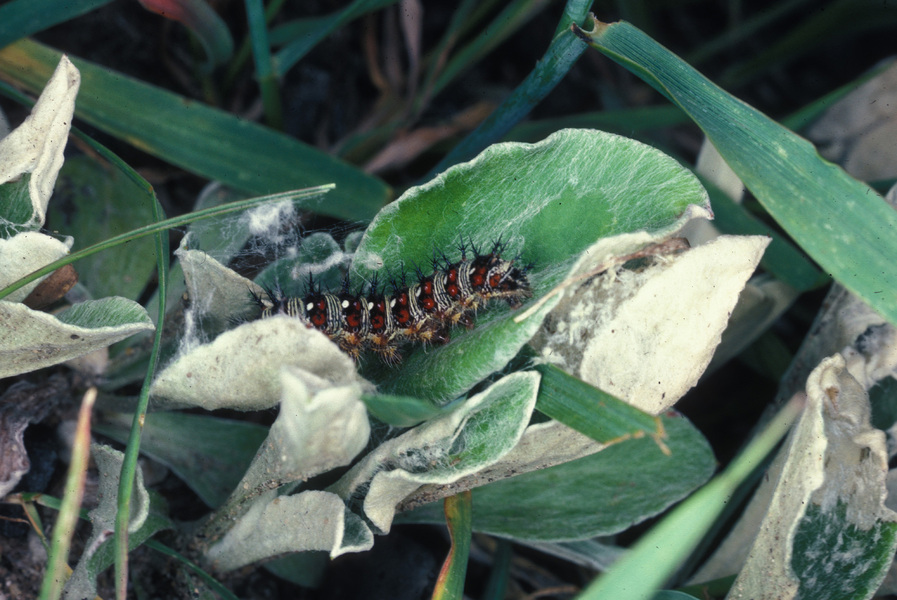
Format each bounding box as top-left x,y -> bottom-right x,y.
251,246 -> 532,363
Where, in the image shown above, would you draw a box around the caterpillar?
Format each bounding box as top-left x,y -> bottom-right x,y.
252,240 -> 532,363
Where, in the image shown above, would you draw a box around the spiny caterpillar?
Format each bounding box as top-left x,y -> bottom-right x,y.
252,240 -> 532,363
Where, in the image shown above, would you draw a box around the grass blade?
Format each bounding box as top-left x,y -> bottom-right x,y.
535,364 -> 665,448
432,491 -> 473,600
113,162 -> 171,599
576,17 -> 897,328
244,0 -> 282,127
0,186 -> 333,301
272,0 -> 397,75
577,396 -> 802,599
0,39 -> 388,222
427,21 -> 587,176
39,388 -> 96,600
0,0 -> 111,49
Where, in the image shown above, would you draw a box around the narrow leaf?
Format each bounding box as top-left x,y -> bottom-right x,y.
0,0 -> 111,49
535,364 -> 662,445
39,388 -> 95,600
0,39 -> 389,222
576,18 -> 897,327
577,397 -> 802,600
432,491 -> 473,600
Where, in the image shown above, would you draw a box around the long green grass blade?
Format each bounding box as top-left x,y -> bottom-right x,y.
427,21 -> 587,176
535,364 -> 663,446
577,397 -> 802,599
0,186 -> 332,301
0,0 -> 111,49
38,388 -> 96,600
576,18 -> 897,327
114,184 -> 168,600
272,0 -> 397,75
430,0 -> 550,99
244,0 -> 282,127
0,39 -> 388,222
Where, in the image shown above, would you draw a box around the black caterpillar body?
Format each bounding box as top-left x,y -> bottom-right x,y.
253,241 -> 532,363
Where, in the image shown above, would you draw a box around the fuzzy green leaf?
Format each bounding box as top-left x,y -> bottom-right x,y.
399,411 -> 713,541
362,392 -> 459,428
0,297 -> 153,378
351,128 -> 709,401
330,372 -> 540,535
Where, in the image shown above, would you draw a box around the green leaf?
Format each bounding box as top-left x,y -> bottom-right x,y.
55,297 -> 151,327
400,410 -> 714,541
362,392 -> 459,428
0,176 -> 35,235
0,0 -> 111,49
48,156 -> 157,300
0,39 -> 389,222
576,18 -> 897,327
94,412 -> 269,508
271,0 -> 397,75
352,128 -> 709,401
792,501 -> 897,599
576,397 -> 802,600
534,364 -> 662,445
428,22 -> 588,175
330,372 -> 540,534
432,492 -> 473,600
